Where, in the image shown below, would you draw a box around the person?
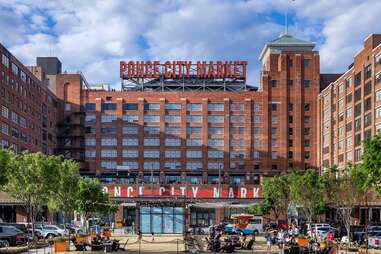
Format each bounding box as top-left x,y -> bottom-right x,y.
137,229 -> 142,241
277,228 -> 286,251
151,232 -> 155,242
95,223 -> 101,236
265,230 -> 273,254
327,230 -> 334,241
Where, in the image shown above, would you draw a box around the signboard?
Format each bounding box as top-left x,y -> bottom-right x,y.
120,60 -> 248,80
102,184 -> 261,199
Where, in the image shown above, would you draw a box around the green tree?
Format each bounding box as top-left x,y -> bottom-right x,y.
322,165 -> 366,242
47,158 -> 81,220
252,174 -> 290,222
75,178 -> 117,229
0,149 -> 14,186
289,169 -> 326,223
362,133 -> 381,194
4,152 -> 61,238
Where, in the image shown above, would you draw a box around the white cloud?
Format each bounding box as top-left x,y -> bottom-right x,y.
0,0 -> 379,88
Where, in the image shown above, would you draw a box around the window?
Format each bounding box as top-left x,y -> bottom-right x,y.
253,127 -> 260,135
208,103 -> 224,111
354,104 -> 362,117
144,161 -> 160,170
271,151 -> 278,159
253,151 -> 260,159
252,116 -> 260,124
346,107 -> 352,119
355,148 -> 362,162
208,162 -> 224,170
304,128 -> 310,135
165,150 -> 181,158
144,150 -> 160,158
123,138 -> 138,146
144,103 -> 160,110
187,103 -> 202,111
305,151 -> 311,160
122,161 -> 138,170
85,138 -> 96,146
304,80 -> 311,88
1,123 -> 9,135
365,64 -> 372,80
288,116 -> 293,124
85,150 -> 96,158
187,115 -> 202,123
288,103 -> 293,112
377,123 -> 381,133
85,103 -> 96,110
376,107 -> 381,118
253,138 -> 260,147
101,103 -> 117,110
304,103 -> 311,112
101,138 -> 117,146
287,80 -> 293,86
364,129 -> 372,140
364,97 -> 372,111
338,83 -> 345,93
186,139 -> 202,146
165,115 -> 181,123
85,114 -> 96,122
165,161 -> 181,170
230,115 -> 244,123
1,105 -> 8,119
304,139 -> 310,147
124,103 -> 138,110
253,103 -> 261,112
271,116 -> 278,124
355,89 -> 362,102
144,126 -> 160,135
166,103 -> 181,110
101,149 -> 117,157
376,72 -> 381,84
338,99 -> 344,111
187,162 -> 202,170
376,54 -> 381,66
101,161 -> 117,169
347,151 -> 353,162
144,138 -> 160,146
144,114 -> 160,123
86,126 -> 96,134
123,149 -> 138,158
346,93 -> 352,104
208,139 -> 224,147
288,151 -> 293,159
271,127 -> 277,135
123,114 -> 139,123
272,139 -> 278,147
355,118 -> 361,132
208,150 -> 224,158
304,116 -> 311,124
347,77 -> 353,88
187,127 -> 201,134
271,103 -> 278,112
208,115 -> 224,123
101,114 -> 117,123
186,150 -> 202,158
165,138 -> 181,146
64,103 -> 71,111
271,80 -> 277,87
208,127 -> 224,134
346,136 -> 352,147
230,103 -> 244,112
355,72 -> 361,87
355,133 -> 362,146
123,126 -> 138,134
11,112 -> 18,124
288,58 -> 293,67
166,127 -> 180,134
304,59 -> 311,68
11,63 -> 18,76
1,54 -> 9,68
376,89 -> 381,101
101,126 -> 116,134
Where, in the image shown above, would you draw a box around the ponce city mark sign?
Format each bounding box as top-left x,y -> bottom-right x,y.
120,60 -> 248,80
102,184 -> 261,199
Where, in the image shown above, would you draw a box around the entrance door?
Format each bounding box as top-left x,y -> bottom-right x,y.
140,206 -> 184,234
123,207 -> 136,228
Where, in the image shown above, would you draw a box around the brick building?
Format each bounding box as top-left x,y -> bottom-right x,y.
1,32 -> 381,232
317,34 -> 381,224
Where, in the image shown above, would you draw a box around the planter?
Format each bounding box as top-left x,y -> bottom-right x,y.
298,238 -> 309,248
54,240 -> 68,252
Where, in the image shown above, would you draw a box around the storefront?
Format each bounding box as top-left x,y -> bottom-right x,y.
140,206 -> 184,234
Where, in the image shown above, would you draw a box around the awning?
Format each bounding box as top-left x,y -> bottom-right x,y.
120,202 -> 137,207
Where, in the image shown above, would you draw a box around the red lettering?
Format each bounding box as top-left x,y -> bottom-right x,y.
128,61 -> 135,78
172,61 -> 177,79
153,61 -> 160,79
177,61 -> 183,79
197,61 -> 207,79
145,61 -> 152,78
185,61 -> 192,79
241,61 -> 247,80
216,61 -> 224,79
164,61 -> 171,79
207,61 -> 215,79
120,61 -> 127,78
233,61 -> 240,79
224,62 -> 231,78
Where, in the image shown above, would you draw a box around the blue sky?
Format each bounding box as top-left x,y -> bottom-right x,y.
0,0 -> 380,88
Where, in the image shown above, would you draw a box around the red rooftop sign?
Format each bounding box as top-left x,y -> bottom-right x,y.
120,61 -> 248,80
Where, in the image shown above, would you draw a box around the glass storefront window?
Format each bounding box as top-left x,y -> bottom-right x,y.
140,206 -> 184,234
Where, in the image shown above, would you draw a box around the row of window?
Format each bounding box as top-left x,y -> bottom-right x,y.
85,102 -> 263,112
